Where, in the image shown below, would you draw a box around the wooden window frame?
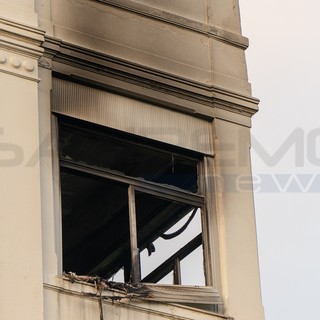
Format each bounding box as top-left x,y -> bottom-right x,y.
53,114 -> 222,306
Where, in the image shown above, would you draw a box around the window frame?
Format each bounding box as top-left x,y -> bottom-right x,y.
52,113 -> 222,307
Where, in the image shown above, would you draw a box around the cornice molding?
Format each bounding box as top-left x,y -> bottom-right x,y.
43,36 -> 259,120
93,0 -> 248,49
0,18 -> 45,81
0,18 -> 45,58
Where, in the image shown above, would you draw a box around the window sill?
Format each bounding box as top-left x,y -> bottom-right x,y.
44,274 -> 225,319
58,272 -> 221,305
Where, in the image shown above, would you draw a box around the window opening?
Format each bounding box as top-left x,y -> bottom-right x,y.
180,246 -> 205,285
61,167 -> 130,278
137,192 -> 204,285
58,115 -> 207,287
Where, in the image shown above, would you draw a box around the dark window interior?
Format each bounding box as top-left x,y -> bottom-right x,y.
61,168 -> 130,278
59,116 -> 205,284
59,116 -> 199,193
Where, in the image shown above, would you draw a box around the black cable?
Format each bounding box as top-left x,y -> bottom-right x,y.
160,208 -> 198,240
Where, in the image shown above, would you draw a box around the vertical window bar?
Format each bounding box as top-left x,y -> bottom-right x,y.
128,185 -> 140,283
173,257 -> 181,285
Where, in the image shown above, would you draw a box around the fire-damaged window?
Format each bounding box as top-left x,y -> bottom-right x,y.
58,115 -> 210,287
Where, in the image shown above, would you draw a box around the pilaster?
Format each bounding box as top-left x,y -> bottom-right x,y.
0,17 -> 45,320
213,116 -> 265,320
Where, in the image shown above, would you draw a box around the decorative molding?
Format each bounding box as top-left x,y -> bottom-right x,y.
94,0 -> 249,49
43,36 -> 259,120
0,49 -> 39,81
0,18 -> 44,58
23,60 -> 34,72
0,18 -> 44,81
0,53 -> 6,64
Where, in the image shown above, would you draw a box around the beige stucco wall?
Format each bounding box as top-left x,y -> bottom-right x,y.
0,1 -> 264,320
213,116 -> 265,320
46,0 -> 250,94
0,16 -> 44,319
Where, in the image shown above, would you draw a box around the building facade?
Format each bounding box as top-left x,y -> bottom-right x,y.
0,1 -> 265,319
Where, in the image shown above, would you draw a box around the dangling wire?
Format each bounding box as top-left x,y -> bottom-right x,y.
161,208 -> 197,240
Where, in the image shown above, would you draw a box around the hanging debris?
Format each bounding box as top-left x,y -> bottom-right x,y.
63,272 -> 151,301
63,272 -> 222,306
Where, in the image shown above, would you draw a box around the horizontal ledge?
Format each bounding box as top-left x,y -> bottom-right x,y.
0,18 -> 45,55
94,0 -> 248,49
0,17 -> 45,39
0,37 -> 44,58
45,36 -> 259,119
0,68 -> 40,82
44,38 -> 259,116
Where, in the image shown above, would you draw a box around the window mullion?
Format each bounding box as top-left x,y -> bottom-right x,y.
128,185 -> 141,284
173,258 -> 181,285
